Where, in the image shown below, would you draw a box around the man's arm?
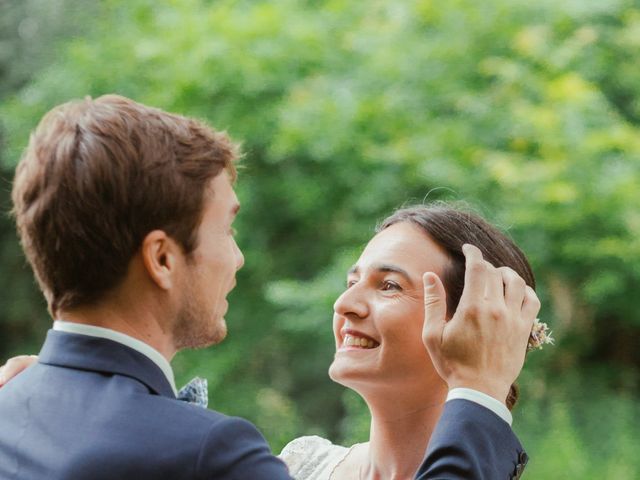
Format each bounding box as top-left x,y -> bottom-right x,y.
415,399 -> 527,479
415,244 -> 539,480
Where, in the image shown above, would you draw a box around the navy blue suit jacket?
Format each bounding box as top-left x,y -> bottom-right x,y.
0,330 -> 526,479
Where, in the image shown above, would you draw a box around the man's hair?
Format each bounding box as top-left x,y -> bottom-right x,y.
378,203 -> 536,411
12,94 -> 238,315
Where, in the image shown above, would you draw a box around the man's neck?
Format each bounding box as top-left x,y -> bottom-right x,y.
58,301 -> 176,361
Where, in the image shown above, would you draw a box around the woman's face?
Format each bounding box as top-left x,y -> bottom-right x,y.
328,222 -> 450,395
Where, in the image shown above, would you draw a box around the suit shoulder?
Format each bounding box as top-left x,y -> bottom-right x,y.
119,399 -> 291,477
195,415 -> 291,479
135,389 -> 224,416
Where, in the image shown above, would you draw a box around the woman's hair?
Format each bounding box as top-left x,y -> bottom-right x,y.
377,203 -> 535,410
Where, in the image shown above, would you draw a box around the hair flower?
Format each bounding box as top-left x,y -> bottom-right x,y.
527,318 -> 554,352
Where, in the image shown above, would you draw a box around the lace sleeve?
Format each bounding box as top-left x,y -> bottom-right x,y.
279,435 -> 348,480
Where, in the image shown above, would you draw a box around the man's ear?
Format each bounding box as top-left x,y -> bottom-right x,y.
140,230 -> 182,290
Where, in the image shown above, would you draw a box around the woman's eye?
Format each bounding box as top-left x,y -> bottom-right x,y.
346,279 -> 357,288
381,280 -> 401,291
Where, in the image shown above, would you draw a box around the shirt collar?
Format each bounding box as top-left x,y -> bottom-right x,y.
53,320 -> 177,395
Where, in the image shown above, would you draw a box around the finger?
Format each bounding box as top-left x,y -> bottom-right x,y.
501,266 -> 526,313
521,286 -> 541,327
483,261 -> 504,304
422,272 -> 447,351
458,244 -> 487,307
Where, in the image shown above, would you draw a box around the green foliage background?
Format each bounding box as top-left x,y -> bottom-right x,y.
1,0 -> 639,477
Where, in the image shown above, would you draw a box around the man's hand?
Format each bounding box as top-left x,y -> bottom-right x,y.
0,355 -> 38,387
422,244 -> 540,405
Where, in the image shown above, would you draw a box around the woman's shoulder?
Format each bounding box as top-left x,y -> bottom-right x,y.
279,435 -> 350,480
280,435 -> 346,455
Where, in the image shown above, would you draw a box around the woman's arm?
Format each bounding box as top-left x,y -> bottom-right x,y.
0,355 -> 38,387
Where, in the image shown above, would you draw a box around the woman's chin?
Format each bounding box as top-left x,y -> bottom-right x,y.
328,359 -> 354,385
328,357 -> 376,389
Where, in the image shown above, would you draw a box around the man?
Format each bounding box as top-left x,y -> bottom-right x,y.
0,95 -> 538,479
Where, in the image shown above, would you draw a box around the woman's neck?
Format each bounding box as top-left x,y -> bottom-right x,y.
367,399 -> 444,479
335,383 -> 447,480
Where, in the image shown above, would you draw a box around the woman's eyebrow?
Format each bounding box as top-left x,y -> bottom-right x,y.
347,264 -> 414,285
347,265 -> 359,275
375,264 -> 413,284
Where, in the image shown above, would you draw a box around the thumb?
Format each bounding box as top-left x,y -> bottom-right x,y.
422,272 -> 447,350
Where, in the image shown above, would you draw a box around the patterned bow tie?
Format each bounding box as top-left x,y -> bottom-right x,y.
176,377 -> 208,408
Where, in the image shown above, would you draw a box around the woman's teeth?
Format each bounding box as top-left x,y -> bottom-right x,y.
343,334 -> 377,349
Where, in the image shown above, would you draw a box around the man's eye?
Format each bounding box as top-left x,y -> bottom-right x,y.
346,279 -> 357,288
381,280 -> 401,291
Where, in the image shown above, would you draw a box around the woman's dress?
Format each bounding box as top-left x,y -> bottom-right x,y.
279,435 -> 355,480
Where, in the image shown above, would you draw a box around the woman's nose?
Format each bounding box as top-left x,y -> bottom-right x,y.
333,284 -> 369,319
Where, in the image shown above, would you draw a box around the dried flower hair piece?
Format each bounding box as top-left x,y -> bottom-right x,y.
528,319 -> 554,352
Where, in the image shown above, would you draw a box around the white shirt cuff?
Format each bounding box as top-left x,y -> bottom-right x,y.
446,388 -> 512,426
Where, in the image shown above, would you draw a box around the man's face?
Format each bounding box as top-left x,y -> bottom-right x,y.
173,171 -> 244,349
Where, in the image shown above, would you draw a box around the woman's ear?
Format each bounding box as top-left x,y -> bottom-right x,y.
140,230 -> 181,290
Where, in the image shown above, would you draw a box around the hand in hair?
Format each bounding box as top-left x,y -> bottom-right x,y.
422,244 -> 541,406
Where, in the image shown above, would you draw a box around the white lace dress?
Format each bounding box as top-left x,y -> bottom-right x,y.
279,436 -> 354,480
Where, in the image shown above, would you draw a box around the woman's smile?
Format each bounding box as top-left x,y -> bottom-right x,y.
338,328 -> 380,351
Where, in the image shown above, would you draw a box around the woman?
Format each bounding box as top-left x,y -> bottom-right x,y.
0,202 -> 547,479
279,203 -> 545,480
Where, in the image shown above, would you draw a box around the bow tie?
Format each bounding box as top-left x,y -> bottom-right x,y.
176,377 -> 208,408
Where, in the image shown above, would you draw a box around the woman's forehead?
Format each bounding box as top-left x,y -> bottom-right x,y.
355,222 -> 449,276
